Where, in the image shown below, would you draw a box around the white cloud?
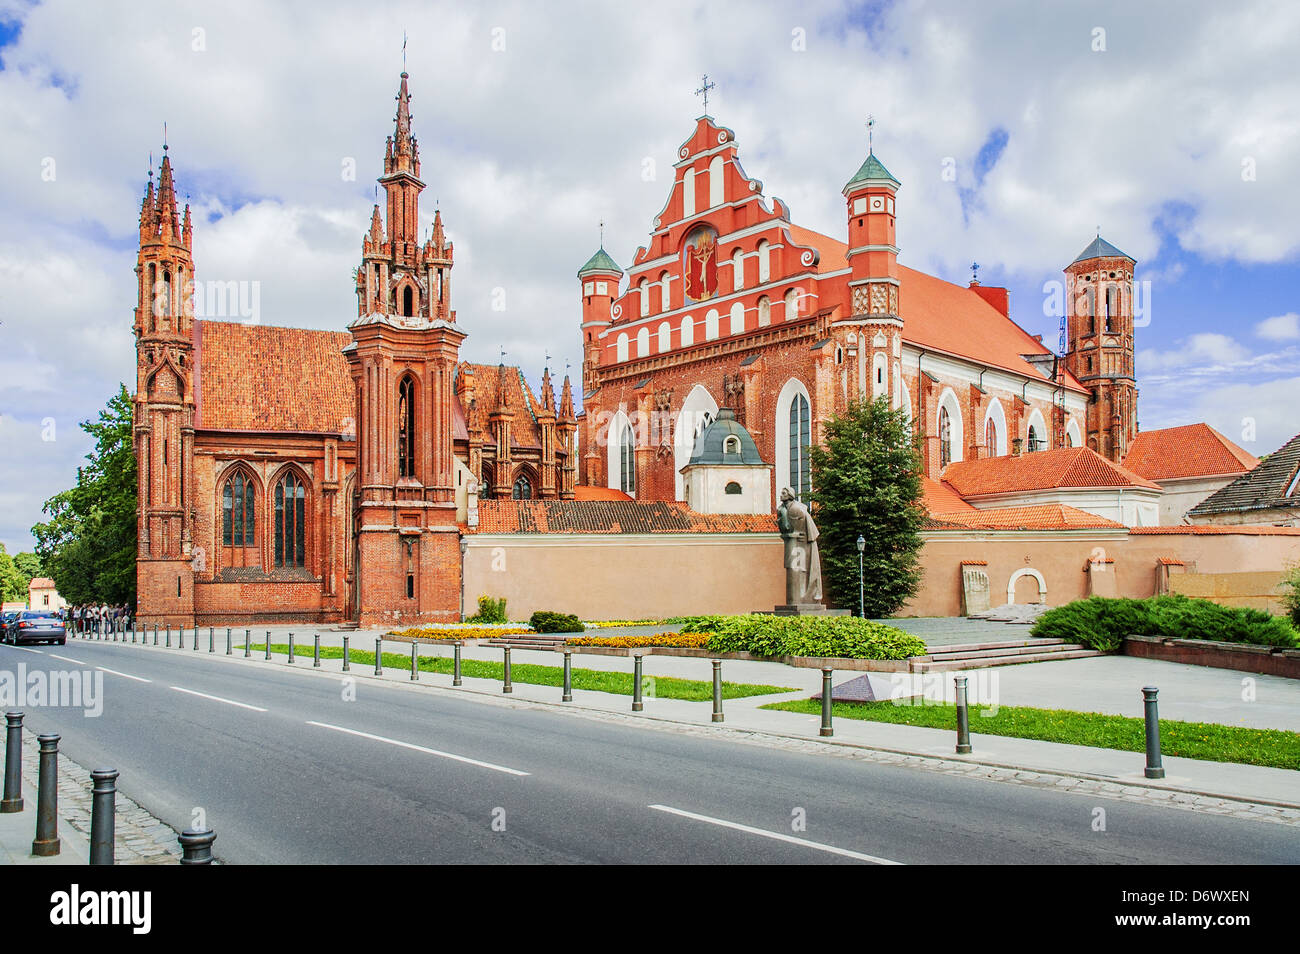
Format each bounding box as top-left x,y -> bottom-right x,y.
1256,312 -> 1300,341
1138,333 -> 1250,372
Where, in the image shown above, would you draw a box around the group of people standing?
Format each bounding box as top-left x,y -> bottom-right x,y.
68,603 -> 133,635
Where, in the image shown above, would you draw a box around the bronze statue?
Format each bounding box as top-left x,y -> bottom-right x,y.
777,487 -> 822,604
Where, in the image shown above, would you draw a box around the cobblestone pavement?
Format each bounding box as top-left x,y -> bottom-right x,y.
22,734 -> 181,864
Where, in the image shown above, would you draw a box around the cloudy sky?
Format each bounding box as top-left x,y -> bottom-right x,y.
1,0 -> 1298,553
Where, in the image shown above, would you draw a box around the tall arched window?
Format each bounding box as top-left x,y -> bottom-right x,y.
657,321 -> 672,353
402,286 -> 414,317
636,326 -> 650,357
732,249 -> 744,291
639,278 -> 650,317
784,288 -> 799,320
1028,424 -> 1040,452
680,316 -> 694,347
986,418 -> 997,456
221,471 -> 255,548
616,333 -> 629,362
757,240 -> 771,282
705,309 -> 720,340
940,406 -> 953,468
1105,284 -> 1118,332
789,393 -> 811,500
620,425 -> 636,495
729,301 -> 744,335
397,375 -> 416,478
274,471 -> 306,568
659,271 -> 671,311
708,155 -> 724,208
757,296 -> 771,327
512,475 -> 532,499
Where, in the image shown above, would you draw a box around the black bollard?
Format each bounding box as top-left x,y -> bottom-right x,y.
632,654 -> 644,711
193,626 -> 199,651
153,623 -> 158,646
954,675 -> 972,754
502,647 -> 513,694
374,637 -> 383,676
342,636 -> 350,672
178,828 -> 216,864
166,625 -> 171,648
314,634 -> 321,668
410,641 -> 418,681
820,668 -> 834,738
287,633 -> 295,664
89,768 -> 118,866
31,733 -> 61,857
264,631 -> 271,662
452,642 -> 462,686
1143,686 -> 1165,779
2,711 -> 22,813
561,650 -> 572,702
225,627 -> 232,656
208,626 -> 214,653
711,660 -> 724,723
244,629 -> 250,658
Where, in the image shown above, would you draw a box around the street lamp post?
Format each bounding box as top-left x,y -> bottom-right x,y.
856,534 -> 866,618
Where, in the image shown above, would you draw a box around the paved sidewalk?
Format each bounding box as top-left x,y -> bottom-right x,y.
69,633 -> 1300,821
0,730 -> 181,865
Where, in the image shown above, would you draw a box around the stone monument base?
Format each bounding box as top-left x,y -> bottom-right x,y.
772,603 -> 850,617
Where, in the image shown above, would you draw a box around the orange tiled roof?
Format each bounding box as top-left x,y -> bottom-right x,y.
1122,424 -> 1259,481
28,577 -> 56,589
788,225 -> 1087,393
572,486 -> 634,501
921,476 -> 975,512
942,446 -> 1161,496
454,362 -> 543,448
470,500 -> 777,534
195,321 -> 353,433
926,504 -> 1126,531
1130,526 -> 1300,536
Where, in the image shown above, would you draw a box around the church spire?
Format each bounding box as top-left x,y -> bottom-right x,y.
379,71 -> 423,254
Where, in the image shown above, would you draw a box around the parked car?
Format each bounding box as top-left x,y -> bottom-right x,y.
5,611 -> 66,646
0,610 -> 20,639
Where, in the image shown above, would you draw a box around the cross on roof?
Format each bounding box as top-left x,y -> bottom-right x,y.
867,115 -> 874,154
971,261 -> 979,283
402,30 -> 407,71
695,74 -> 716,114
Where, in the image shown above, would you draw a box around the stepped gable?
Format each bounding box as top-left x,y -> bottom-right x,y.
1123,423 -> 1259,481
194,320 -> 352,432
470,499 -> 777,533
941,446 -> 1160,497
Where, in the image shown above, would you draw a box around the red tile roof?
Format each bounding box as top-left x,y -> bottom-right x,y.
921,476 -> 975,512
470,500 -> 778,534
455,362 -> 543,448
572,486 -> 634,501
926,504 -> 1126,531
789,225 -> 1087,393
28,578 -> 56,589
195,321 -> 353,433
1122,423 -> 1259,481
942,446 -> 1162,496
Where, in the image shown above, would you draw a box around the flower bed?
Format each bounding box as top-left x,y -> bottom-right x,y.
388,626 -> 532,641
678,614 -> 925,660
579,620 -> 665,629
565,632 -> 712,649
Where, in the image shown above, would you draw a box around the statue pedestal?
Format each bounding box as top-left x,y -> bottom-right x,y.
772,603 -> 850,617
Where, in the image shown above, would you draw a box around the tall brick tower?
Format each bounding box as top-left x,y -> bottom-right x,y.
345,72 -> 466,626
134,145 -> 197,627
1062,236 -> 1138,462
577,244 -> 622,486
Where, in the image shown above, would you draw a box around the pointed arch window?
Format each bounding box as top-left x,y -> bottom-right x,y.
274,471 -> 306,568
985,418 -> 998,457
939,406 -> 953,468
620,425 -> 637,495
512,475 -> 533,499
402,285 -> 414,317
221,471 -> 255,547
398,375 -> 416,478
1028,424 -> 1041,452
789,393 -> 811,501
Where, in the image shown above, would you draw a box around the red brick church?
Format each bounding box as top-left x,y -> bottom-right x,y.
132,71 -> 1264,628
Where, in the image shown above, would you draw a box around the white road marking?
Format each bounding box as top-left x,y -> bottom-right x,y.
648,804 -> 903,865
48,654 -> 85,666
170,686 -> 267,712
97,666 -> 152,683
9,646 -> 44,654
305,720 -> 530,777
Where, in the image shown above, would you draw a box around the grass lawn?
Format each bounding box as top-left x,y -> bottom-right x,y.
762,698 -> 1300,771
252,643 -> 797,701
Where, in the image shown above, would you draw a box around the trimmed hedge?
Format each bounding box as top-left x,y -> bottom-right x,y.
678,614 -> 925,660
1031,594 -> 1299,653
529,610 -> 585,634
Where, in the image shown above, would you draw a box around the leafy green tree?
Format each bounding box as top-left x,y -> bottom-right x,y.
13,551 -> 43,583
32,385 -> 138,607
0,545 -> 28,603
809,396 -> 925,617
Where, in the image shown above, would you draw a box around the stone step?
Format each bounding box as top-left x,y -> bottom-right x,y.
926,642 -> 1088,661
930,642 -> 1071,657
910,649 -> 1103,672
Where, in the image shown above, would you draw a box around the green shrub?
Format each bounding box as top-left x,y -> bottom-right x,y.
467,595 -> 508,624
528,610 -> 585,633
1281,565 -> 1300,630
1031,594 -> 1299,652
679,614 -> 925,660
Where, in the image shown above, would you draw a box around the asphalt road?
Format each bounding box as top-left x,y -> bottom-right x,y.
3,638 -> 1297,864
